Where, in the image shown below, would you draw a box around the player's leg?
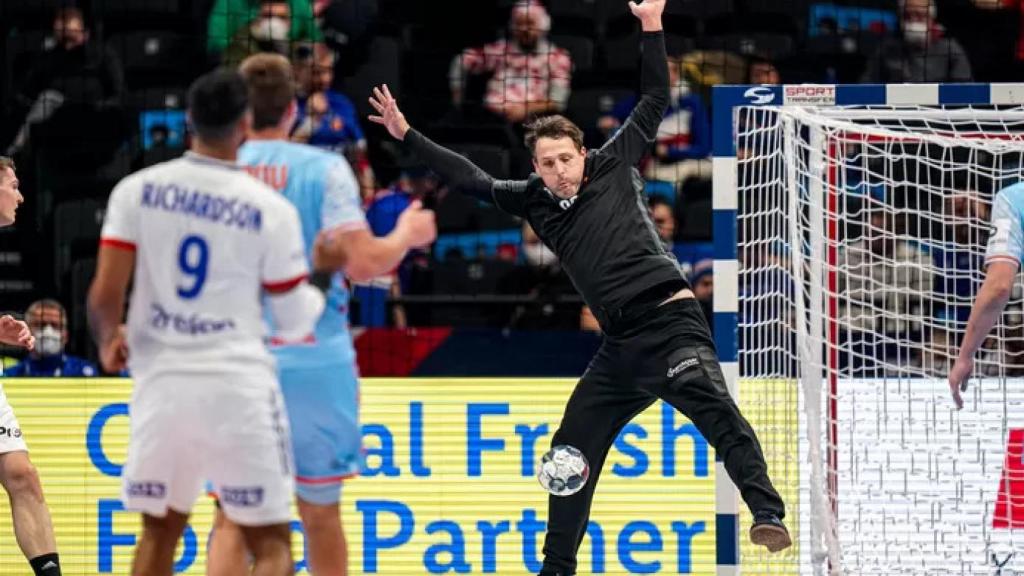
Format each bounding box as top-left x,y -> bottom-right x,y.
297,499 -> 347,576
207,380 -> 295,576
640,300 -> 789,551
540,344 -> 656,576
0,390 -> 60,575
122,376 -> 206,575
281,359 -> 361,576
0,451 -> 59,575
237,523 -> 293,576
206,502 -> 250,576
131,511 -> 190,576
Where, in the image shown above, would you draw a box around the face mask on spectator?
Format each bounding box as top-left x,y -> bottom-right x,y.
252,17 -> 290,43
670,80 -> 690,103
903,21 -> 930,46
523,243 -> 557,268
34,325 -> 62,357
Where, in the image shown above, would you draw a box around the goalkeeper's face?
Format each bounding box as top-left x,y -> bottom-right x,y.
0,168 -> 22,227
533,137 -> 586,200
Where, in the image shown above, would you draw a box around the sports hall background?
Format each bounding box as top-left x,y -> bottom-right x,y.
0,0 -> 1018,574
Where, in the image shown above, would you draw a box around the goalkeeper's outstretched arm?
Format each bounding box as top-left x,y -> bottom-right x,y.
949,261 -> 1018,409
367,84 -> 530,217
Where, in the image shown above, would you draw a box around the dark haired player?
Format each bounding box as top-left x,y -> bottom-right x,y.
88,69 -> 325,576
368,1 -> 790,574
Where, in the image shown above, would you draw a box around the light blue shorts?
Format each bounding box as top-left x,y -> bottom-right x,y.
278,353 -> 361,505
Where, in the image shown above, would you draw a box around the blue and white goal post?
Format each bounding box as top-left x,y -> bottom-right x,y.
711,82 -> 1024,576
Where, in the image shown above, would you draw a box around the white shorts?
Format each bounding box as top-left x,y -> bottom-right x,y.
122,372 -> 294,526
0,386 -> 26,454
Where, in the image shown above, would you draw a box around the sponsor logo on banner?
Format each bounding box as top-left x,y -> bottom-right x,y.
743,86 -> 776,105
783,85 -> 837,105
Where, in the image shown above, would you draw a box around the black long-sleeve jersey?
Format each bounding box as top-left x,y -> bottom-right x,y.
405,32 -> 687,330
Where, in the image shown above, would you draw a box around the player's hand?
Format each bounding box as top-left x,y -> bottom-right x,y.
0,315 -> 33,350
100,325 -> 129,374
948,356 -> 973,410
368,84 -> 411,141
397,200 -> 437,249
628,0 -> 665,26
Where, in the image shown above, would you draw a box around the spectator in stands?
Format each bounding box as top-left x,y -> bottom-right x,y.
291,43 -> 366,157
208,0 -> 322,56
8,7 -> 123,156
599,57 -> 711,188
648,196 -> 677,252
861,0 -> 973,82
354,162 -> 436,328
223,0 -> 306,67
498,222 -> 577,329
748,55 -> 782,85
841,208 -> 933,334
933,190 -> 990,323
690,258 -> 714,330
5,300 -> 97,377
449,0 -> 572,126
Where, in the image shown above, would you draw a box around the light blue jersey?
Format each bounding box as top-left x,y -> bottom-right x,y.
239,140 -> 366,500
987,184 -> 1024,268
239,140 -> 366,365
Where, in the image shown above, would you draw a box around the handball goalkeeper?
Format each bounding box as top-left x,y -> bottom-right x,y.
368,1 -> 789,572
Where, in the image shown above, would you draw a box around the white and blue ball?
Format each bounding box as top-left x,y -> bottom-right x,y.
537,444 -> 589,496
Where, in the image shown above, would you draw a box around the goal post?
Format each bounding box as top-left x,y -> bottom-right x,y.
712,83 -> 1024,575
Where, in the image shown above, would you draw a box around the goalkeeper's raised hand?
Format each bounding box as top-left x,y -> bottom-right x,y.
368,84 -> 410,141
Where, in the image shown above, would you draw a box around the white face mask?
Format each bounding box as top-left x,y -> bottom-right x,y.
670,81 -> 690,103
523,242 -> 557,267
903,21 -> 929,47
34,325 -> 62,357
252,17 -> 290,42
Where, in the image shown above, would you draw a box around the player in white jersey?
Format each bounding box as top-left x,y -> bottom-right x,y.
206,53 -> 436,576
950,184 -> 1024,408
87,70 -> 325,576
0,158 -> 63,576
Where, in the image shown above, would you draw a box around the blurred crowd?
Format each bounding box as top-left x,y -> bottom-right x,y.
0,0 -> 1021,369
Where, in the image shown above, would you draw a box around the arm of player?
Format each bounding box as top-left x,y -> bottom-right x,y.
263,204 -> 325,342
949,261 -> 1017,409
87,243 -> 134,374
599,0 -> 669,166
367,84 -> 530,217
313,201 -> 436,281
949,191 -> 1024,409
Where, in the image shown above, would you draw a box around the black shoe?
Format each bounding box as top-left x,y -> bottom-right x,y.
750,511 -> 792,553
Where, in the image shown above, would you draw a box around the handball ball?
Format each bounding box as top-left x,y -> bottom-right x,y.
537,444 -> 589,496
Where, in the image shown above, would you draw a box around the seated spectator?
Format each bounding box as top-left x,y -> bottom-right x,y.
8,7 -> 123,156
5,300 -> 97,377
291,43 -> 366,157
840,208 -> 933,334
208,0 -> 322,56
932,190 -> 989,323
861,0 -> 972,82
599,57 -> 710,189
690,258 -> 714,330
354,163 -> 435,328
449,0 -> 572,126
223,0 -> 306,67
748,55 -> 781,85
497,222 -> 576,329
648,196 -> 677,252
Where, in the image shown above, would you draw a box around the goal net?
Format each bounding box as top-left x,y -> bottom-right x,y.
737,102 -> 1024,575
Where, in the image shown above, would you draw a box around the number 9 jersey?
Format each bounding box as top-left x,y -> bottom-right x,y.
99,152 -> 311,381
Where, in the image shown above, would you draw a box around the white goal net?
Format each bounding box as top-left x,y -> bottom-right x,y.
737,103 -> 1024,575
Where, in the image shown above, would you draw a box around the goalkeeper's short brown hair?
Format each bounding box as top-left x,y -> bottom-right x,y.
524,115 -> 584,155
239,53 -> 295,130
0,157 -> 14,183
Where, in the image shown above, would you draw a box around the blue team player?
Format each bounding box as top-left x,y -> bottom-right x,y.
950,184 -> 1024,409
5,300 -> 98,377
207,53 -> 436,576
